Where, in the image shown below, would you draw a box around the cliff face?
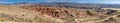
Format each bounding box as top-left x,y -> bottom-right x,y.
0,4 -> 119,23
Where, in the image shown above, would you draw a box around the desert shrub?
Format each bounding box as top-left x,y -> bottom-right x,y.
106,9 -> 117,14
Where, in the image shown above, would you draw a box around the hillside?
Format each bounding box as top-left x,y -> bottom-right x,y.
0,4 -> 120,23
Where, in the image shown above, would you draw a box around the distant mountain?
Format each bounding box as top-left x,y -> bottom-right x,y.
35,2 -> 120,8
4,2 -> 120,8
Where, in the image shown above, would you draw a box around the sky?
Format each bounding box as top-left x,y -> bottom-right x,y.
0,0 -> 120,4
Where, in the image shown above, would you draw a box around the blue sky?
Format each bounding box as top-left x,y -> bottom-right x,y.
0,0 -> 120,4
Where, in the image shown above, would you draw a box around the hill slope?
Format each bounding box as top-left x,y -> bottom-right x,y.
0,4 -> 120,23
